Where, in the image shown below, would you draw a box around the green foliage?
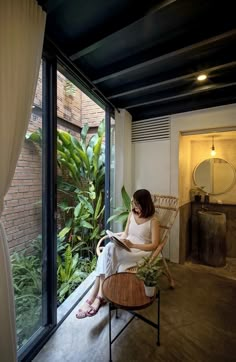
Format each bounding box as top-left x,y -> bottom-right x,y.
11,238 -> 42,349
27,120 -> 106,257
57,183 -> 105,256
78,255 -> 97,274
26,119 -> 105,195
25,128 -> 42,145
11,235 -> 97,350
136,256 -> 162,287
25,121 -> 105,304
108,185 -> 131,228
57,119 -> 105,195
57,245 -> 88,303
57,244 -> 96,303
57,120 -> 105,256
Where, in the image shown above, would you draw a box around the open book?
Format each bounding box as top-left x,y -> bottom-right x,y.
106,230 -> 131,252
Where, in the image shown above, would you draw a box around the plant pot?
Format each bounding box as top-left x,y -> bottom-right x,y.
144,285 -> 156,297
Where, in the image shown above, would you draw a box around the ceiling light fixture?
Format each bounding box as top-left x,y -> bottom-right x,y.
211,136 -> 216,156
197,74 -> 207,82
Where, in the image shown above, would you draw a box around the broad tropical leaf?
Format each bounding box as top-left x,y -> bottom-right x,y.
121,186 -> 131,210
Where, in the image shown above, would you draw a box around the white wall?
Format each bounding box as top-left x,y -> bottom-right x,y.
179,135 -> 192,205
115,103 -> 236,263
132,139 -> 170,194
132,139 -> 171,259
114,109 -> 132,201
113,110 -> 132,232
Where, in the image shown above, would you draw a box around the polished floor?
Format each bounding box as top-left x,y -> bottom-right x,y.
34,262 -> 236,362
185,257 -> 236,281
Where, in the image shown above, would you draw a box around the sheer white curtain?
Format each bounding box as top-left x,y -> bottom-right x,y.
0,1 -> 46,361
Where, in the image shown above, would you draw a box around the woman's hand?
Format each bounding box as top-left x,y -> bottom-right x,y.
123,239 -> 133,248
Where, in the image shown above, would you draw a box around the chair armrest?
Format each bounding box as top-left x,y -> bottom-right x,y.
96,232 -> 124,256
96,235 -> 110,256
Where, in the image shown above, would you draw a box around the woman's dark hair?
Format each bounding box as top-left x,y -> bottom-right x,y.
132,189 -> 155,218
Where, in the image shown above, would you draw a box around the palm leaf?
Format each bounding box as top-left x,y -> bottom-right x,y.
80,124 -> 89,146
58,131 -> 71,147
97,119 -> 105,137
94,192 -> 102,219
121,186 -> 131,210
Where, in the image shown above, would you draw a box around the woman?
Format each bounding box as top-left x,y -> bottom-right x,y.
76,189 -> 159,319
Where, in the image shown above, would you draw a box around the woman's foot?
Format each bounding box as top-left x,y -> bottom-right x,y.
86,296 -> 107,317
75,298 -> 94,319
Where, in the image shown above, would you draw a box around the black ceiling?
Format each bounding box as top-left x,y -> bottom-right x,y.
39,0 -> 236,121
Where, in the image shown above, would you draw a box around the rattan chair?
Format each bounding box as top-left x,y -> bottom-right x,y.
96,194 -> 179,288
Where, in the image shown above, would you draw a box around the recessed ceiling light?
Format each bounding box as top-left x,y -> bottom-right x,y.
197,74 -> 207,82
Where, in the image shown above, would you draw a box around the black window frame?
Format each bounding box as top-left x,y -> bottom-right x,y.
19,43 -> 114,361
18,54 -> 58,362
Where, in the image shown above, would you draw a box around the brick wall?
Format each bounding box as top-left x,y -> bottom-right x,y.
34,66 -> 104,129
1,66 -> 105,253
81,93 -> 105,127
57,71 -> 82,127
1,114 -> 42,252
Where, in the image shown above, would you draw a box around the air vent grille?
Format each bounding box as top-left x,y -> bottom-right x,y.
132,117 -> 170,142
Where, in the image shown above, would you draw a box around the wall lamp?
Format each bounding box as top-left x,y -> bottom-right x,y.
211,136 -> 216,156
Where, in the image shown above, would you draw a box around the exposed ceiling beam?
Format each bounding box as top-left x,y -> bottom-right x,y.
38,0 -> 65,13
125,82 -> 236,109
93,29 -> 236,84
132,96 -> 236,121
70,0 -> 176,61
107,61 -> 236,99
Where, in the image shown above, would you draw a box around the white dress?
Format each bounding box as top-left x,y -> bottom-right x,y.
95,213 -> 155,277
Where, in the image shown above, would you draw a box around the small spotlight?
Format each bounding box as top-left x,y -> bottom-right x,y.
197,74 -> 207,82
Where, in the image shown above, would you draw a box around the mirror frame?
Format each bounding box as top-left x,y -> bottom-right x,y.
193,157 -> 236,195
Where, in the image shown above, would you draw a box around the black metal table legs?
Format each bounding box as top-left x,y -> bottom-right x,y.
108,290 -> 160,362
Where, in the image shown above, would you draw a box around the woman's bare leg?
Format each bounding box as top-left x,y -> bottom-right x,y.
87,276 -> 100,301
76,276 -> 100,318
93,275 -> 105,303
86,275 -> 106,316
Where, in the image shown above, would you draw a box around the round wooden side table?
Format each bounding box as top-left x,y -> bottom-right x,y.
102,272 -> 160,362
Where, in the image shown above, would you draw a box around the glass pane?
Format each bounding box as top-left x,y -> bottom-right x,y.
110,117 -> 116,219
1,63 -> 43,349
56,71 -> 106,315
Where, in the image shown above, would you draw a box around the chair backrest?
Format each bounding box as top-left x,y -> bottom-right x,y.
96,194 -> 179,259
124,194 -> 179,272
152,194 -> 179,247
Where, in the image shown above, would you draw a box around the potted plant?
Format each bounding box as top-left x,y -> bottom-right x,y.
190,186 -> 205,202
136,256 -> 162,297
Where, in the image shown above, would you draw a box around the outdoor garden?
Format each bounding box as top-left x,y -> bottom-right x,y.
10,118 -> 108,348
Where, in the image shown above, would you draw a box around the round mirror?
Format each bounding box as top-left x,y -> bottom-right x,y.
193,158 -> 236,195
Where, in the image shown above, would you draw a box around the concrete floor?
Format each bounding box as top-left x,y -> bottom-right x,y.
33,262 -> 236,362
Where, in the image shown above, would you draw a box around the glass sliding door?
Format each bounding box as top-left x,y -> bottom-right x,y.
105,107 -> 111,225
109,115 -> 116,226
56,68 -> 106,318
1,57 -> 58,361
2,62 -> 44,351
